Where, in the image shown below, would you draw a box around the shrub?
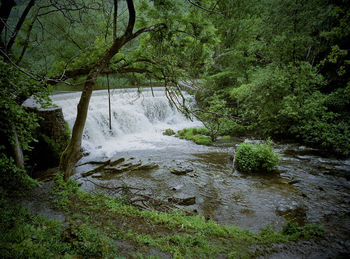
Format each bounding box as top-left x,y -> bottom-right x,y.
0,153 -> 36,191
234,140 -> 279,172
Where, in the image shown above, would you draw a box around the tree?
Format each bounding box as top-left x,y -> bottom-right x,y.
58,0 -> 218,180
58,0 -> 163,180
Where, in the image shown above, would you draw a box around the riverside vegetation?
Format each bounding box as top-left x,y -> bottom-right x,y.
0,0 -> 348,257
0,173 -> 325,258
234,140 -> 280,173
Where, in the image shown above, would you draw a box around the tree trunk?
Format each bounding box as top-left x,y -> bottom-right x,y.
59,68 -> 99,181
59,50 -> 117,180
6,0 -> 35,51
11,126 -> 24,169
0,0 -> 16,49
59,0 -> 163,181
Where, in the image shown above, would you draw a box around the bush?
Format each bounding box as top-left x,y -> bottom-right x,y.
234,140 -> 279,173
0,153 -> 36,191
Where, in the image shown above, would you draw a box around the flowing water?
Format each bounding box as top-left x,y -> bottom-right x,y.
52,88 -> 350,255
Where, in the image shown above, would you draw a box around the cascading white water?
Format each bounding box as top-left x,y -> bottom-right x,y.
51,88 -> 202,158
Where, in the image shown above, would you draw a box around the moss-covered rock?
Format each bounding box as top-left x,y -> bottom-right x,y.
176,128 -> 212,146
163,128 -> 175,136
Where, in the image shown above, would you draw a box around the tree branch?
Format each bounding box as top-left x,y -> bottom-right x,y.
124,0 -> 135,37
113,0 -> 118,40
186,0 -> 222,14
132,23 -> 166,39
6,0 -> 35,51
16,7 -> 40,64
0,0 -> 16,36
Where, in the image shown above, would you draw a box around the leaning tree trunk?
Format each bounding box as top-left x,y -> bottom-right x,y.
59,66 -> 104,181
59,40 -> 126,181
59,0 -> 162,181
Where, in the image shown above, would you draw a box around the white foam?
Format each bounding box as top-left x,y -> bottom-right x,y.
51,88 -> 203,158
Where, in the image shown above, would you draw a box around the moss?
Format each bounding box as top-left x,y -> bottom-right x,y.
65,120 -> 72,137
163,128 -> 175,136
176,128 -> 212,146
193,135 -> 212,145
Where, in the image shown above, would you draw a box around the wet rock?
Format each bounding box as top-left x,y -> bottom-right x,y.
288,179 -> 300,185
301,193 -> 308,198
168,196 -> 196,206
136,163 -> 159,171
170,167 -> 193,175
82,158 -> 158,177
276,203 -> 307,224
110,157 -> 126,166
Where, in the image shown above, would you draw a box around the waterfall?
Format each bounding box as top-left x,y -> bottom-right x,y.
51,88 -> 202,158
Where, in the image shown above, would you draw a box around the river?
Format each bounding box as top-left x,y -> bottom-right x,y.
52,87 -> 350,257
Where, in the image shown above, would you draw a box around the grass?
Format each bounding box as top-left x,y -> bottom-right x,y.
0,173 -> 325,258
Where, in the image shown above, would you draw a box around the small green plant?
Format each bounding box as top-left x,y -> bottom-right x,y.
52,173 -> 79,210
282,222 -> 325,239
176,128 -> 212,146
234,140 -> 279,172
163,128 -> 175,136
65,120 -> 71,137
0,153 -> 36,191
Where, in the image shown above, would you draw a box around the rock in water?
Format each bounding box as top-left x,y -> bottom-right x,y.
170,167 -> 193,175
168,197 -> 196,206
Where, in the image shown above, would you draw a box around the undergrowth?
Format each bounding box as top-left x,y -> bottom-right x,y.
0,173 -> 325,258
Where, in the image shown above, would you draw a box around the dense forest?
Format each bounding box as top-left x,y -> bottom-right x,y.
1,0 -> 350,258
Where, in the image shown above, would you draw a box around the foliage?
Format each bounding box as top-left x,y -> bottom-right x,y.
0,153 -> 36,191
52,173 -> 79,210
176,128 -> 212,145
234,140 -> 279,173
0,59 -> 48,152
282,222 -> 325,240
195,92 -> 236,141
0,195 -> 118,258
195,0 -> 350,156
163,128 -> 175,136
47,176 -> 325,258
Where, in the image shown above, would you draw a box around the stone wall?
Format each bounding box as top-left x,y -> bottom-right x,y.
34,107 -> 69,151
22,97 -> 70,171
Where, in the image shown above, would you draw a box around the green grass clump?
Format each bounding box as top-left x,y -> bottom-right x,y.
176,128 -> 212,146
193,135 -> 213,145
163,128 -> 175,136
234,140 -> 279,173
281,222 -> 325,239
